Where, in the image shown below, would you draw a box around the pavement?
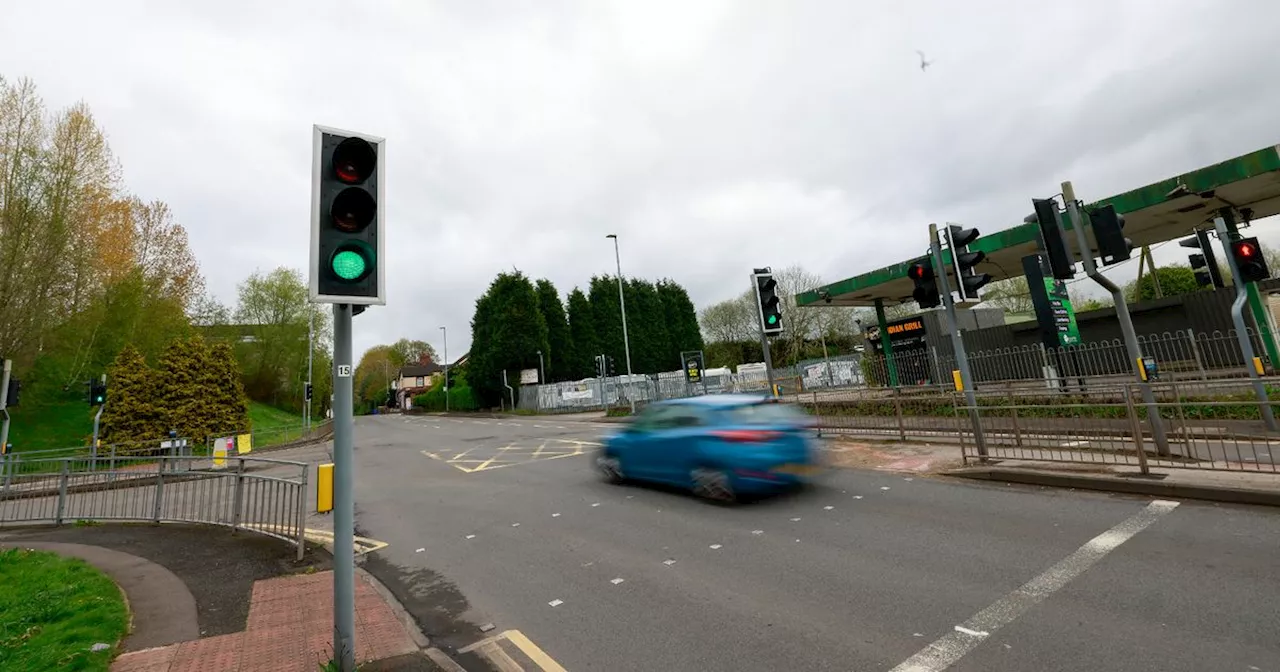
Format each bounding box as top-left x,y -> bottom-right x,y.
343,412 -> 1280,672
0,523 -> 453,672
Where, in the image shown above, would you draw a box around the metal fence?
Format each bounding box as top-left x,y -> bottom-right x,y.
796,377 -> 1280,475
0,454 -> 310,560
863,328 -> 1271,391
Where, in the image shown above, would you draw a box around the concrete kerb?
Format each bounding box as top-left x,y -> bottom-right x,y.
946,466 -> 1280,507
355,566 -> 472,671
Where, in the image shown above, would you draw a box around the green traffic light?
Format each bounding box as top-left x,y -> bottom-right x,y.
767,315 -> 778,325
332,250 -> 368,281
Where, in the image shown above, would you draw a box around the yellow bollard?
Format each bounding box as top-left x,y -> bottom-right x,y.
317,463 -> 334,514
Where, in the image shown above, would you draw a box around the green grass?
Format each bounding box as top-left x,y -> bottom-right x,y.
249,401 -> 303,428
8,397 -> 97,452
0,548 -> 129,671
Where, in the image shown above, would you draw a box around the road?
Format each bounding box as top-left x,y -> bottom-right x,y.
349,414 -> 1279,672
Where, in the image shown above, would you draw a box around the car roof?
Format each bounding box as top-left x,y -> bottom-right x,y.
658,394 -> 772,409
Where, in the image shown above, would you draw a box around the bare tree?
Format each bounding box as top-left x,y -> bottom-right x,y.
698,290 -> 755,343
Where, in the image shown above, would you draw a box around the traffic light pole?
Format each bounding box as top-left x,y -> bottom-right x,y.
929,224 -> 987,458
90,374 -> 106,458
1214,216 -> 1278,431
1062,182 -> 1169,456
1220,208 -> 1280,369
0,360 -> 11,458
751,273 -> 778,396
331,303 -> 357,671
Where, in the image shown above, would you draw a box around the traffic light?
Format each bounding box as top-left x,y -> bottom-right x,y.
1230,236 -> 1271,283
87,379 -> 106,406
1027,198 -> 1075,280
305,383 -> 314,401
4,377 -> 19,407
311,125 -> 385,305
606,356 -> 617,376
1087,204 -> 1133,265
908,258 -> 941,309
1180,230 -> 1224,288
753,269 -> 784,335
945,224 -> 990,302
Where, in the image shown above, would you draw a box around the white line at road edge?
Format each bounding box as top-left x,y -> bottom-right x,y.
890,499 -> 1180,672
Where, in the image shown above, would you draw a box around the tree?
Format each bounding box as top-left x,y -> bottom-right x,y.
389,338 -> 437,367
978,277 -> 1035,315
155,336 -> 214,441
1125,265 -> 1204,303
206,342 -> 251,436
354,345 -> 398,410
468,271 -> 549,407
566,288 -> 598,379
656,280 -> 703,370
99,344 -> 162,445
534,279 -> 574,382
622,278 -> 668,374
233,267 -> 328,409
588,275 -> 628,374
699,291 -> 756,344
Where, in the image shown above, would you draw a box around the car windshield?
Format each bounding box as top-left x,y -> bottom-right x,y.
722,402 -> 805,425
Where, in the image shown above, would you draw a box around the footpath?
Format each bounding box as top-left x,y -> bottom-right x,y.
0,523 -> 465,672
819,435 -> 1280,507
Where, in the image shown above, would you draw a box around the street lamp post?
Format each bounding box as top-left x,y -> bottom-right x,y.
439,326 -> 449,413
605,234 -> 635,414
536,350 -> 546,384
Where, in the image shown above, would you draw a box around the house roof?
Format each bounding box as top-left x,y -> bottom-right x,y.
400,363 -> 443,377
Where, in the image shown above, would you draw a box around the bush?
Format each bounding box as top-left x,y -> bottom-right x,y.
412,384 -> 479,412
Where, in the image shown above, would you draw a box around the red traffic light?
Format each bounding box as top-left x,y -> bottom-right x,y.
1235,241 -> 1258,258
332,137 -> 376,184
909,262 -> 932,280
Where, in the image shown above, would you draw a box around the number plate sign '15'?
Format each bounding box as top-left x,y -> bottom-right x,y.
310,125 -> 387,306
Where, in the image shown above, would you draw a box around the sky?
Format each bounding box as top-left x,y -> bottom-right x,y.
3,0 -> 1280,360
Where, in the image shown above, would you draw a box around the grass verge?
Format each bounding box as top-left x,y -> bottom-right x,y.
0,548 -> 129,672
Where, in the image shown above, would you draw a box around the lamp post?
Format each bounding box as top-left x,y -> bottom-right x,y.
605,234 -> 635,413
440,326 -> 449,412
536,350 -> 545,384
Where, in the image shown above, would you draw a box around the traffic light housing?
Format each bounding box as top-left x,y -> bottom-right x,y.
4,377 -> 19,407
305,383 -> 314,401
87,379 -> 106,406
1230,236 -> 1270,284
310,125 -> 386,305
1180,230 -> 1224,288
1028,198 -> 1076,280
945,225 -> 990,302
908,258 -> 941,309
753,269 -> 784,335
1087,204 -> 1133,265
606,356 -> 617,376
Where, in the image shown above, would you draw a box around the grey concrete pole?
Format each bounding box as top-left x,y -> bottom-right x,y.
607,234 -> 635,413
440,326 -> 449,412
331,303 -> 356,671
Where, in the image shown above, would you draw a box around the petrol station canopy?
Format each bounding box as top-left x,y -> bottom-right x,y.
796,144 -> 1280,308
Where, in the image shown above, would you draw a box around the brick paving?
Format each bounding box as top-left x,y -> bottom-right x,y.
112,570 -> 418,672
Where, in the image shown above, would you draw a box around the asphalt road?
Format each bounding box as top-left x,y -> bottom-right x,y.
350,414 -> 1280,672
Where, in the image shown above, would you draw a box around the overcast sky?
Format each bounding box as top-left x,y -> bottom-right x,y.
3,0 -> 1279,359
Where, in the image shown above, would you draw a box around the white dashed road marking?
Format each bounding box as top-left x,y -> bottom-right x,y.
890,499 -> 1180,672
611,578 -> 625,585
709,544 -> 722,550
548,599 -> 563,607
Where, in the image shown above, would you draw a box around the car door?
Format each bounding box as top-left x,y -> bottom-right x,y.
615,404 -> 677,479
642,405 -> 708,484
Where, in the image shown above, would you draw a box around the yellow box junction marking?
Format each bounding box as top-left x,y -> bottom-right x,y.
459,630 -> 568,672
421,439 -> 600,474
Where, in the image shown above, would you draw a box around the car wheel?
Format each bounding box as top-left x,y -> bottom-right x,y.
597,455 -> 625,484
691,467 -> 735,503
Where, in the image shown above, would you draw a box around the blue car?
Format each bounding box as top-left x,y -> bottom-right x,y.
596,394 -> 823,502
